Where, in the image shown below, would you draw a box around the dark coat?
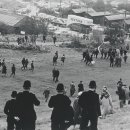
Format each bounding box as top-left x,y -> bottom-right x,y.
16,91 -> 40,121
4,99 -> 17,121
48,94 -> 71,122
78,90 -> 101,118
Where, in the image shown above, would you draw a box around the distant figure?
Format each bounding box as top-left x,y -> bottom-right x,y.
16,80 -> 40,130
52,68 -> 60,83
25,59 -> 29,69
124,54 -> 128,63
43,89 -> 50,102
78,80 -> 101,130
70,81 -> 76,96
78,81 -> 84,92
110,55 -> 114,67
25,35 -> 28,43
30,61 -> 34,72
2,59 -> 5,67
0,59 -> 2,67
53,36 -> 57,45
48,83 -> 73,130
43,35 -> 46,43
10,64 -> 16,77
116,85 -> 126,108
2,64 -> 7,77
4,91 -> 20,130
53,54 -> 58,66
21,58 -> 26,70
100,86 -> 113,119
61,54 -> 65,65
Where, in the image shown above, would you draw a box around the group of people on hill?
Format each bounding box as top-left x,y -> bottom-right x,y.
21,58 -> 34,72
116,78 -> 130,108
53,51 -> 66,66
0,59 -> 16,77
0,57 -> 34,77
82,46 -> 128,67
17,35 -> 37,45
4,76 -> 130,130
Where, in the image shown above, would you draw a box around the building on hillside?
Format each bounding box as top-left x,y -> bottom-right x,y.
71,7 -> 95,17
124,19 -> 130,32
0,11 -> 32,34
105,14 -> 130,28
86,12 -> 111,26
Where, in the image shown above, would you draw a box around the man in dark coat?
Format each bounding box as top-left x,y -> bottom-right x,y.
21,58 -> 26,70
16,80 -> 40,130
78,80 -> 101,130
48,83 -> 72,130
78,81 -> 84,92
10,64 -> 16,77
4,91 -> 20,130
110,55 -> 114,67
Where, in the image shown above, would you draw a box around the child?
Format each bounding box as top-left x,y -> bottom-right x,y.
61,54 -> 65,65
43,89 -> 50,102
31,61 -> 34,72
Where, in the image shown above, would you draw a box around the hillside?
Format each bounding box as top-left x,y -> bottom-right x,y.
0,45 -> 130,130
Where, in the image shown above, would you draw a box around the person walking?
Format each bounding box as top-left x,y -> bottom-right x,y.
21,58 -> 26,70
110,55 -> 114,67
10,64 -> 16,77
48,83 -> 73,130
78,80 -> 101,130
4,91 -> 20,130
16,80 -> 40,130
100,86 -> 113,119
43,89 -> 50,102
25,59 -> 29,69
78,81 -> 84,92
30,61 -> 34,72
61,54 -> 65,65
70,81 -> 76,97
2,64 -> 7,77
53,36 -> 57,45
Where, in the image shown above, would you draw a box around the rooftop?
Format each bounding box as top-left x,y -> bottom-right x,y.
105,14 -> 130,21
72,8 -> 95,14
88,12 -> 111,17
125,19 -> 130,25
0,11 -> 25,26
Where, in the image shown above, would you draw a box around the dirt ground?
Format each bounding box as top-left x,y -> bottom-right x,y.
0,46 -> 130,130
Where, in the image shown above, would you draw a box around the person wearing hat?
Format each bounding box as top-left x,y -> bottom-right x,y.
4,91 -> 19,130
48,83 -> 72,130
78,80 -> 101,130
16,80 -> 40,130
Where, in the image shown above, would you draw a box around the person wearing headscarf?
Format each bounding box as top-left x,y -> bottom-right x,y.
100,86 -> 113,119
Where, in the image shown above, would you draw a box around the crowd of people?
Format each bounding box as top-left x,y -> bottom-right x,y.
2,44 -> 130,130
82,46 -> 128,67
4,77 -> 130,130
